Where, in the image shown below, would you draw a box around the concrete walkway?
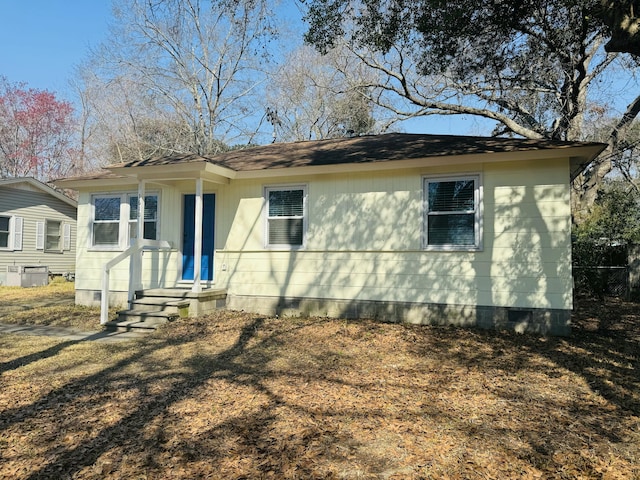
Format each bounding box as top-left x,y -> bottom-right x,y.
0,323 -> 148,343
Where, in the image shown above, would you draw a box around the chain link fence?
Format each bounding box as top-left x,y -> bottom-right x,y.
573,266 -> 629,298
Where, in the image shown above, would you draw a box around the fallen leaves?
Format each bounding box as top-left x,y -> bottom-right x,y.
0,298 -> 638,479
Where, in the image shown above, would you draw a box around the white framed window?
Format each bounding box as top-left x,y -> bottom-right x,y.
0,215 -> 11,249
423,174 -> 482,251
265,185 -> 307,248
92,195 -> 122,248
128,194 -> 158,244
45,220 -> 62,252
36,220 -> 72,252
0,215 -> 23,251
91,192 -> 159,249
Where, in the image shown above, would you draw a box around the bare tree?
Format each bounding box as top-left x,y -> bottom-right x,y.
265,44 -> 391,142
81,0 -> 276,161
303,0 -> 640,218
74,71 -> 199,164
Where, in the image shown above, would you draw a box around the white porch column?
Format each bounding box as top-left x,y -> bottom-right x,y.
130,180 -> 146,299
137,181 -> 146,240
192,178 -> 203,293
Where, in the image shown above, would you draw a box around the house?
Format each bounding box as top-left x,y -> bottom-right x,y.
0,177 -> 77,285
54,133 -> 606,335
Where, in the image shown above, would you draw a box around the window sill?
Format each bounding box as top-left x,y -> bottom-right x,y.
88,246 -> 124,252
423,245 -> 483,252
265,245 -> 305,251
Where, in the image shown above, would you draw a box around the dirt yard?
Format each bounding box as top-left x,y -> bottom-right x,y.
0,284 -> 638,479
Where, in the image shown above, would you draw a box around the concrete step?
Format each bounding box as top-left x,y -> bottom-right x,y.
136,288 -> 227,301
129,297 -> 190,316
109,309 -> 178,331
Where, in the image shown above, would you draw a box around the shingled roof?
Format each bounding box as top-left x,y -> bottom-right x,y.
112,133 -> 606,173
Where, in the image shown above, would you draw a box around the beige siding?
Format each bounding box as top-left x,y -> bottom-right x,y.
0,185 -> 76,283
74,186 -> 184,295
73,157 -> 573,312
215,158 -> 572,311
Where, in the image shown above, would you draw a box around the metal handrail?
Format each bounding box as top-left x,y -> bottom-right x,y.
100,239 -> 171,325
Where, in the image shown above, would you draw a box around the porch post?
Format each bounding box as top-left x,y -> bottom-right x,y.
192,178 -> 203,293
131,180 -> 146,300
137,181 -> 146,241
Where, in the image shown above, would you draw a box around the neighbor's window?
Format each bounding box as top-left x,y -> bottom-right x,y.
0,216 -> 10,249
0,215 -> 22,250
424,175 -> 481,250
45,220 -> 62,252
91,193 -> 159,249
266,185 -> 306,247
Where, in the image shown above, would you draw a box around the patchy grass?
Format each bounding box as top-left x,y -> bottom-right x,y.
0,280 -> 103,330
0,276 -> 74,302
0,295 -> 638,479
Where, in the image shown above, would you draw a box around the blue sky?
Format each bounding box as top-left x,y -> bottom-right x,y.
1,1 -> 635,139
0,1 -> 111,94
0,0 -> 485,136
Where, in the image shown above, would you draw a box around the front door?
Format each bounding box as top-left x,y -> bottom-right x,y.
182,193 -> 215,281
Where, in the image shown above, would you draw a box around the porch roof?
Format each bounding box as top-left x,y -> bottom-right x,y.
56,133 -> 607,186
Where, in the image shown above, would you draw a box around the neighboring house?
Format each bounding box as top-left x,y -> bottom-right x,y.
55,133 -> 605,335
0,177 -> 77,285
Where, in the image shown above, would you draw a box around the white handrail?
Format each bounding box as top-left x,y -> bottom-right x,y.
100,239 -> 171,325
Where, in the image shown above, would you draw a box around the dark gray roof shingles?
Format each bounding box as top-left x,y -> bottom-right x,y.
109,133 -> 608,172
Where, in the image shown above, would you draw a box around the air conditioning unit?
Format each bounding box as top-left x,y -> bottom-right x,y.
6,265 -> 49,287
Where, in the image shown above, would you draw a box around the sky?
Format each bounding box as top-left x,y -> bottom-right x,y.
0,0 -> 487,137
0,1 -> 112,95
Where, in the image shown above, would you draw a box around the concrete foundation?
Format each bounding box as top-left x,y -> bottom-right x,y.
76,289 -> 571,335
226,295 -> 571,336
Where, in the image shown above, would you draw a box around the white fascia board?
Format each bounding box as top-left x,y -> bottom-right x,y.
106,162 -> 235,184
53,176 -> 139,190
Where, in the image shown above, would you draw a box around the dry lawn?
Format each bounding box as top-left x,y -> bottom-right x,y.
0,289 -> 638,479
0,280 -> 100,330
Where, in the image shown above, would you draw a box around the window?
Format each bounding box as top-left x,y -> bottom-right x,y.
0,216 -> 10,249
424,175 -> 481,250
93,196 -> 121,247
265,186 -> 306,247
129,194 -> 158,243
0,215 -> 22,250
45,220 -> 62,252
91,193 -> 159,249
36,221 -> 70,252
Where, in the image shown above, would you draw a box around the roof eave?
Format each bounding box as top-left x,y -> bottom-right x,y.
106,161 -> 236,184
53,176 -> 133,190
1,177 -> 77,207
234,143 -> 608,179
569,143 -> 609,181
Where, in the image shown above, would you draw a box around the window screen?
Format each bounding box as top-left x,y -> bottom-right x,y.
93,196 -> 121,246
425,176 -> 480,248
267,187 -> 305,246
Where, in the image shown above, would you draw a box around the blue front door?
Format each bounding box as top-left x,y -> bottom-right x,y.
182,193 -> 215,281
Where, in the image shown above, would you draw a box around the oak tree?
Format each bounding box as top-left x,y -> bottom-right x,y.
303,0 -> 640,217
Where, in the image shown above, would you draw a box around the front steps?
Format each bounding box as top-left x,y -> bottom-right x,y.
106,288 -> 227,332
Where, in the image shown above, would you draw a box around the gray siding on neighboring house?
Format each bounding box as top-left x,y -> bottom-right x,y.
0,184 -> 77,285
